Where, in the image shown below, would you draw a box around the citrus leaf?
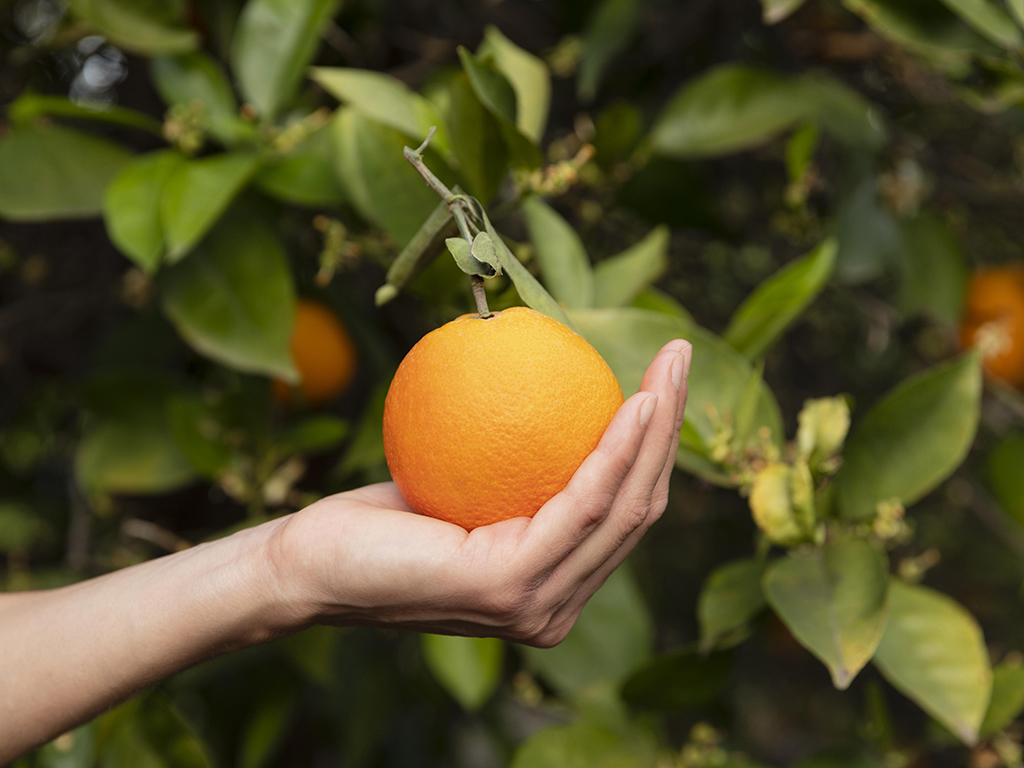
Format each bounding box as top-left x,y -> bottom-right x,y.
239,695 -> 294,768
577,0 -> 641,102
376,200 -> 455,305
569,307 -> 783,481
232,0 -> 341,120
471,232 -> 502,274
255,127 -> 345,207
445,237 -> 495,277
843,0 -> 997,60
151,52 -> 254,145
0,502 -> 53,553
104,150 -> 185,272
478,25 -> 551,143
987,430 -> 1024,528
166,395 -> 233,479
897,214 -> 968,325
521,196 -> 595,308
479,208 -> 577,329
621,649 -> 733,711
7,93 -> 162,135
280,416 -> 349,455
835,353 -> 983,521
511,720 -> 650,768
937,0 -> 1023,49
0,126 -> 132,221
421,635 -> 504,711
981,662 -> 1024,737
330,108 -> 448,246
698,558 -> 768,652
161,211 -> 298,381
525,566 -> 652,696
64,0 -> 197,55
873,580 -> 992,745
764,540 -> 890,690
310,67 -> 451,157
457,47 -> 542,169
1010,0 -> 1024,29
160,152 -> 263,263
723,238 -> 837,360
593,226 -> 670,308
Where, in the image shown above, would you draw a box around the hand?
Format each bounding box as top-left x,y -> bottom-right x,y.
267,339 -> 692,647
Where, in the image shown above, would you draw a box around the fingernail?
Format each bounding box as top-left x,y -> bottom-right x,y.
670,353 -> 685,388
639,394 -> 658,429
680,343 -> 693,384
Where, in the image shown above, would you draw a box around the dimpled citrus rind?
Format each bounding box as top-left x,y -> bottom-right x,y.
960,267 -> 1024,386
383,307 -> 624,530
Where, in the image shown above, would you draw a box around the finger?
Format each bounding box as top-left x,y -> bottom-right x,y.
521,390 -> 659,571
546,343 -> 684,587
651,342 -> 692,517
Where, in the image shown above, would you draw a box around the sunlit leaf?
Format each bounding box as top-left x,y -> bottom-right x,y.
161,210 -> 298,381
232,0 -> 341,120
836,353 -> 982,521
104,150 -> 185,272
160,152 -> 263,262
698,558 -> 768,652
873,580 -> 991,745
521,196 -> 595,308
479,25 -> 551,142
525,566 -> 652,695
593,226 -> 670,308
764,540 -> 890,689
422,634 -> 504,711
0,126 -> 132,221
723,239 -> 837,360
151,52 -> 254,145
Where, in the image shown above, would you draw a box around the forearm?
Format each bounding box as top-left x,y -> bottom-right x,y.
0,518 -> 303,762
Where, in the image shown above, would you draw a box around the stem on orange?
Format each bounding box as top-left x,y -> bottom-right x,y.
404,128 -> 492,318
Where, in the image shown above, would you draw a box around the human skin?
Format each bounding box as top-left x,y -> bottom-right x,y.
0,340 -> 691,762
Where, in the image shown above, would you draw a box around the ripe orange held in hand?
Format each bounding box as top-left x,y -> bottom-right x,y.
383,306 -> 623,530
960,266 -> 1024,387
272,299 -> 357,407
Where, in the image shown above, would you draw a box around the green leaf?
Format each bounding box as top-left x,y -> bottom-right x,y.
281,416 -> 348,454
1010,0 -> 1024,29
0,126 -> 132,221
446,237 -> 496,277
569,308 -> 783,480
511,720 -> 651,768
239,695 -> 294,768
279,625 -> 341,684
479,26 -> 551,143
421,634 -> 504,711
525,566 -> 652,696
873,580 -> 992,745
0,502 -> 52,553
843,0 -> 997,61
335,381 -> 388,480
232,0 -> 341,120
937,0 -> 1023,48
7,94 -> 163,135
897,214 -> 968,325
621,649 -> 733,711
458,47 -> 542,169
577,0 -> 641,102
255,127 -> 346,207
64,0 -> 197,55
797,74 -> 887,150
631,287 -> 694,322
593,227 -> 670,308
521,197 -> 595,308
764,540 -> 890,689
987,431 -> 1024,527
834,175 -> 901,285
165,395 -> 233,479
376,201 -> 455,305
432,72 -> 510,203
836,353 -> 983,521
471,232 -> 502,274
310,67 -> 451,156
723,239 -> 837,360
762,0 -> 810,23
650,65 -> 810,158
479,208 -> 577,330
698,558 -> 768,652
97,692 -> 214,768
161,210 -> 298,380
981,662 -> 1024,736
151,53 -> 253,145
104,150 -> 185,272
330,108 -> 449,246
786,122 -> 819,183
161,152 -> 263,263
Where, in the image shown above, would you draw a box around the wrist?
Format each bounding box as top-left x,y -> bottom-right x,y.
250,514 -> 320,640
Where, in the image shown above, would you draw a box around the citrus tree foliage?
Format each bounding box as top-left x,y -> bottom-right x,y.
2,0 -> 1024,766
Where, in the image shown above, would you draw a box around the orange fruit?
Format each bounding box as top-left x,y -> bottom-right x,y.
383,306 -> 624,530
272,299 -> 357,407
960,266 -> 1024,387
